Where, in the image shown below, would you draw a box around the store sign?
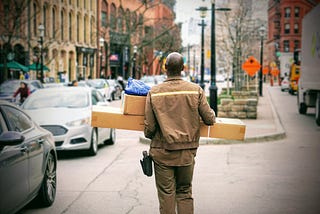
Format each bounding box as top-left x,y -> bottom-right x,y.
109,54 -> 119,62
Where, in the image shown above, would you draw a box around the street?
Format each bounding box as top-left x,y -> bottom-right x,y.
20,85 -> 320,214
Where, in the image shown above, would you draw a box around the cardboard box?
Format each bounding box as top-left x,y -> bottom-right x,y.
92,106 -> 145,131
121,94 -> 147,116
200,118 -> 246,141
91,106 -> 246,141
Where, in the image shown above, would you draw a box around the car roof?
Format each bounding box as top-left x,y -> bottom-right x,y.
31,85 -> 93,94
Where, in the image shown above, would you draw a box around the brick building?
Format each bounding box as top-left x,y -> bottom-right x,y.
267,0 -> 320,73
98,0 -> 179,79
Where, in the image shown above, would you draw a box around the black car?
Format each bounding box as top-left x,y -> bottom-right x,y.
0,100 -> 57,214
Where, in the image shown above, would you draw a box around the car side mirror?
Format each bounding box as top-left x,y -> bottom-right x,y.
0,131 -> 25,145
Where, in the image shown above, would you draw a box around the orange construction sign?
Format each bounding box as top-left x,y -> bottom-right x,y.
242,56 -> 261,77
263,66 -> 269,75
271,67 -> 280,76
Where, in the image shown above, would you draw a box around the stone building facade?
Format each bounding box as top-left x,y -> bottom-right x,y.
0,0 -> 179,83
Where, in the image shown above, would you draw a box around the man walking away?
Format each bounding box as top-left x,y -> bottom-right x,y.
144,52 -> 216,214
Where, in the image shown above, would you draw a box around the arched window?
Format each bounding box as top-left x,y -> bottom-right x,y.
118,7 -> 124,32
84,15 -> 88,43
101,0 -> 108,28
52,8 -> 56,38
33,3 -> 37,36
43,6 -> 46,36
69,12 -> 72,41
110,3 -> 116,30
125,9 -> 130,32
77,14 -> 80,42
61,11 -> 64,41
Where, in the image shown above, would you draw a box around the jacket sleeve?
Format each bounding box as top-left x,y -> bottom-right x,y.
144,92 -> 156,139
198,88 -> 216,125
13,88 -> 20,98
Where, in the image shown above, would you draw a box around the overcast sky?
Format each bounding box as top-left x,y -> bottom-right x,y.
174,0 -> 212,46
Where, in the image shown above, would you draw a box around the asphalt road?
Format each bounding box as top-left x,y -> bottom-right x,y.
20,86 -> 320,214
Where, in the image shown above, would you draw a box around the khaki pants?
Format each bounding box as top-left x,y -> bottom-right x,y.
154,160 -> 195,214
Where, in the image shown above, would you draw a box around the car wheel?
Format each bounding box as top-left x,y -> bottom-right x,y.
105,128 -> 115,145
88,128 -> 98,156
37,152 -> 56,207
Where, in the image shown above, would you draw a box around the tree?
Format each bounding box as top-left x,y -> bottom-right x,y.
98,0 -> 182,79
216,0 -> 266,91
0,0 -> 29,82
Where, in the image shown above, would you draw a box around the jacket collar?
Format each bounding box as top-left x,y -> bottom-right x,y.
164,76 -> 182,82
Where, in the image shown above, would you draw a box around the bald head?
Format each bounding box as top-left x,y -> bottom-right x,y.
165,52 -> 184,77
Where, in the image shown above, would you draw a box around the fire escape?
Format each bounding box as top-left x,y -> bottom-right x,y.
273,1 -> 281,68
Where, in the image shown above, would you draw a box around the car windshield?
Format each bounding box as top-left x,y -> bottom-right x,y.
23,90 -> 89,109
86,80 -> 105,89
0,82 -> 19,93
107,80 -> 116,86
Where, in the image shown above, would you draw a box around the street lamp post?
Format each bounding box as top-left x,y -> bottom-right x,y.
132,45 -> 137,79
209,0 -> 231,114
99,37 -> 104,77
38,24 -> 45,83
196,6 -> 207,90
259,26 -> 266,96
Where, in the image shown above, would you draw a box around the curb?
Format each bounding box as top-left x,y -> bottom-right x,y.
139,86 -> 286,145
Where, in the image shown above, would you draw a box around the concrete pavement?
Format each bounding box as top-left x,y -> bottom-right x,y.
140,83 -> 286,145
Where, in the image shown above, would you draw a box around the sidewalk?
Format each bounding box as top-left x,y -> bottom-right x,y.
140,84 -> 286,145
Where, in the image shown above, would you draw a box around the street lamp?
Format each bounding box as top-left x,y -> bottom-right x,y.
132,45 -> 137,79
209,0 -> 231,115
38,24 -> 45,83
196,6 -> 208,90
259,26 -> 266,96
99,37 -> 104,76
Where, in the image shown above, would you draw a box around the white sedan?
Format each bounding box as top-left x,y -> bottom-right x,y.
21,87 -> 115,156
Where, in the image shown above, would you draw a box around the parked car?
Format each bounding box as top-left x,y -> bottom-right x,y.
21,87 -> 115,156
0,100 -> 57,214
0,80 -> 44,104
85,79 -> 111,100
106,79 -> 122,100
140,75 -> 157,87
281,76 -> 290,92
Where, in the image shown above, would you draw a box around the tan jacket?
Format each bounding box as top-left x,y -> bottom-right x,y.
144,77 -> 216,150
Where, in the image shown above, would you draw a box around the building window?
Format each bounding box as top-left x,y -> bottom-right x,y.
283,40 -> 290,52
284,23 -> 290,34
77,14 -> 80,42
110,4 -> 116,30
294,40 -> 300,50
52,8 -> 56,39
33,3 -> 37,36
125,9 -> 130,32
294,23 -> 299,33
284,7 -> 291,18
102,1 -> 108,27
43,6 -> 46,37
295,7 -> 300,17
69,13 -> 72,41
61,11 -> 64,41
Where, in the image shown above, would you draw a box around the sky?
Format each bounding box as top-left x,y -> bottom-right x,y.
174,0 -> 212,46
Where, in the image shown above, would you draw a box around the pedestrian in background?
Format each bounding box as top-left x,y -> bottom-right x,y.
13,82 -> 30,104
144,52 -> 216,214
